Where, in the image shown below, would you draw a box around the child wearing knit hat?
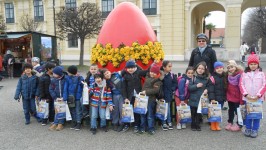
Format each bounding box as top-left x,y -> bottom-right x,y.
208,61 -> 226,131
240,53 -> 266,138
225,60 -> 244,132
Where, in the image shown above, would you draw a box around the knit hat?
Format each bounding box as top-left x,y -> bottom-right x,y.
6,50 -> 12,54
125,60 -> 136,68
214,61 -> 224,69
67,65 -> 78,75
53,66 -> 63,77
227,60 -> 237,68
247,53 -> 259,66
31,57 -> 40,63
150,64 -> 160,75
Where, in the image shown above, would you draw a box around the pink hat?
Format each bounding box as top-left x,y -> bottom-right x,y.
247,53 -> 259,66
150,64 -> 160,75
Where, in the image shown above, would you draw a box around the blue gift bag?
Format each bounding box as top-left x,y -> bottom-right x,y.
133,94 -> 148,114
37,100 -> 49,119
121,103 -> 134,123
208,101 -> 222,122
54,101 -> 66,119
155,100 -> 168,120
246,100 -> 263,119
177,104 -> 192,123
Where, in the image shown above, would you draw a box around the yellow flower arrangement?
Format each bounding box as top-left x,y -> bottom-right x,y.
91,41 -> 164,67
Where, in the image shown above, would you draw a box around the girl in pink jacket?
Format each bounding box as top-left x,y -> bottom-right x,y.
240,53 -> 266,138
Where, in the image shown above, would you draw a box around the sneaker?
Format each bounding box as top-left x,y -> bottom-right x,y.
134,126 -> 139,133
56,124 -> 64,131
230,124 -> 240,132
117,125 -> 124,132
138,130 -> 145,134
161,124 -> 168,131
75,123 -> 81,131
25,120 -> 30,125
121,125 -> 129,132
70,122 -> 77,130
41,119 -> 48,126
91,128 -> 96,135
191,124 -> 196,131
49,124 -> 57,131
244,129 -> 251,137
148,130 -> 155,135
101,126 -> 108,132
181,124 -> 186,129
176,123 -> 182,130
225,123 -> 232,131
113,125 -> 118,131
250,130 -> 258,138
168,123 -> 173,130
196,125 -> 201,131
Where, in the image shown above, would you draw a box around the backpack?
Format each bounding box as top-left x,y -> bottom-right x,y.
8,57 -> 15,65
175,76 -> 189,98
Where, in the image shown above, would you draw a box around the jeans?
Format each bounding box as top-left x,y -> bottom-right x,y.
242,55 -> 245,62
245,119 -> 260,131
227,101 -> 240,124
69,100 -> 82,123
140,100 -> 156,131
91,105 -> 106,128
22,98 -> 37,121
162,102 -> 172,124
112,94 -> 123,125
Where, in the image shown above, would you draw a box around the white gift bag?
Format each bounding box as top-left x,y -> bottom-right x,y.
66,104 -> 72,121
106,106 -> 111,120
82,83 -> 89,105
37,100 -> 49,119
237,107 -> 243,126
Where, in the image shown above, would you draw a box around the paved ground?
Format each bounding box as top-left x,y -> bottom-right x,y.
0,61 -> 266,150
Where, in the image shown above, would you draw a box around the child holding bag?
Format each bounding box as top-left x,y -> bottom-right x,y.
240,53 -> 266,138
188,61 -> 209,131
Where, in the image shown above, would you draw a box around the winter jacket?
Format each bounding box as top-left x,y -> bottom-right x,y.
90,83 -> 113,108
188,75 -> 209,107
85,73 -> 95,89
240,69 -> 266,100
49,74 -> 67,100
177,74 -> 191,101
227,71 -> 243,103
142,75 -> 162,102
14,73 -> 39,100
106,72 -> 124,95
188,46 -> 217,73
161,72 -> 177,102
122,68 -> 148,101
63,75 -> 84,101
39,73 -> 52,100
208,72 -> 226,102
3,54 -> 14,66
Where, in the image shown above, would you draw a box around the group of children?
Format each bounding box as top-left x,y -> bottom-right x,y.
14,53 -> 266,137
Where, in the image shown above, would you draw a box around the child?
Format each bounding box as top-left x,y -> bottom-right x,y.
49,66 -> 67,131
14,63 -> 40,125
39,62 -> 56,126
31,57 -> 44,77
90,72 -> 113,135
240,53 -> 266,138
225,60 -> 243,132
208,61 -> 227,131
102,68 -> 124,132
121,60 -> 148,133
188,61 -> 209,131
63,65 -> 84,131
175,66 -> 194,129
140,63 -> 162,135
160,61 -> 178,131
83,64 -> 99,125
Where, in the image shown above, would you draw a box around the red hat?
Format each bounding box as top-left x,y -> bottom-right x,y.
247,53 -> 259,66
150,64 -> 160,75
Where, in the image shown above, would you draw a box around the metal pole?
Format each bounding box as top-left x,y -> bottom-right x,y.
53,0 -> 58,63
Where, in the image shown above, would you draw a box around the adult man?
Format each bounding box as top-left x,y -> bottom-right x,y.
188,33 -> 217,74
3,50 -> 15,79
240,42 -> 249,63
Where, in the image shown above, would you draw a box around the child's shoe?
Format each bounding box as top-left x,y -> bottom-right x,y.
191,124 -> 196,131
113,125 -> 118,131
75,123 -> 81,131
210,122 -> 216,131
101,126 -> 108,132
56,124 -> 64,131
148,130 -> 155,135
133,126 -> 139,133
181,124 -> 186,129
244,129 -> 251,137
168,123 -> 173,130
138,130 -> 145,135
230,124 -> 240,132
91,128 -> 96,135
41,119 -> 48,126
215,122 -> 221,131
49,124 -> 57,131
250,130 -> 258,138
196,125 -> 201,131
121,125 -> 129,132
176,123 -> 182,130
70,121 -> 77,130
225,123 -> 232,131
25,119 -> 30,125
161,124 -> 168,131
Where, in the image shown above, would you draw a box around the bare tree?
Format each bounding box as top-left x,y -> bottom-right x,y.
0,15 -> 6,31
20,14 -> 42,31
56,2 -> 102,66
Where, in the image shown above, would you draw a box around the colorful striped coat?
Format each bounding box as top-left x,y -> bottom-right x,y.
90,86 -> 113,108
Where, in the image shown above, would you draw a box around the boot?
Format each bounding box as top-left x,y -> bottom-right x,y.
49,124 -> 57,131
56,124 -> 64,131
210,122 -> 216,131
215,122 -> 221,131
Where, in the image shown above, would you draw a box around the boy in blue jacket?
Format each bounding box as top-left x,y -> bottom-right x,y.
14,63 -> 40,125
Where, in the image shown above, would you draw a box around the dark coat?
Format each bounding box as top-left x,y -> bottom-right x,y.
3,54 -> 14,66
188,75 -> 209,107
161,72 -> 178,102
106,72 -> 124,95
39,73 -> 52,100
208,72 -> 227,102
142,75 -> 162,102
49,74 -> 67,101
188,46 -> 217,73
63,75 -> 84,101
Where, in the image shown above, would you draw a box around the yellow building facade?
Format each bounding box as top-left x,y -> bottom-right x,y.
0,0 -> 265,63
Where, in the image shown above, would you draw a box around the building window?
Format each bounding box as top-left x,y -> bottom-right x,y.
5,3 -> 14,23
34,0 -> 44,22
102,0 -> 114,18
68,33 -> 78,48
143,0 -> 157,15
154,30 -> 157,36
65,0 -> 76,9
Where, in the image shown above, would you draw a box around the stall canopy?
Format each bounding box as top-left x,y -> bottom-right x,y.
0,33 -> 30,39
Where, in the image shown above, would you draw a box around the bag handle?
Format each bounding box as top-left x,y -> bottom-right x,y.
139,92 -> 146,96
210,100 -> 218,105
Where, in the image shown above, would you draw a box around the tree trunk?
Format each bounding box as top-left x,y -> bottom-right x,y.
262,37 -> 266,54
208,30 -> 212,44
79,38 -> 84,66
203,20 -> 206,33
